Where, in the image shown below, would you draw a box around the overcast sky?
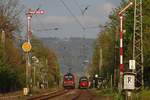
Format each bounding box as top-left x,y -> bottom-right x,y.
22,0 -> 121,38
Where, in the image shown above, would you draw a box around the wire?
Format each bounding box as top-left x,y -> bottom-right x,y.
34,27 -> 59,32
59,0 -> 85,30
74,0 -> 83,14
74,0 -> 90,15
85,25 -> 100,29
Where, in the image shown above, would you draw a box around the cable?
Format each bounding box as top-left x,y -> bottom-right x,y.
74,0 -> 83,14
59,0 -> 85,30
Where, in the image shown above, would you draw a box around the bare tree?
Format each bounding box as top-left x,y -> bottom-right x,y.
0,0 -> 23,34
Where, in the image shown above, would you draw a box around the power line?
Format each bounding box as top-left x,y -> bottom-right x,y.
59,0 -> 85,30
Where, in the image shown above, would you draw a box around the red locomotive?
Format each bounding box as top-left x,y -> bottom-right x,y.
79,76 -> 89,89
63,73 -> 75,89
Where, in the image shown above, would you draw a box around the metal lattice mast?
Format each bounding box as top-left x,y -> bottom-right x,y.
133,0 -> 144,90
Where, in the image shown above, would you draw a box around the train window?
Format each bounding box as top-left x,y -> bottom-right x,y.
81,79 -> 87,81
68,76 -> 73,78
80,79 -> 87,82
64,75 -> 73,80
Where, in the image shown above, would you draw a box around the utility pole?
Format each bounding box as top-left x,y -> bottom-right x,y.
45,58 -> 49,88
1,30 -> 5,45
133,0 -> 143,90
32,56 -> 39,88
118,1 -> 133,92
1,30 -> 5,61
99,48 -> 102,76
114,27 -> 119,87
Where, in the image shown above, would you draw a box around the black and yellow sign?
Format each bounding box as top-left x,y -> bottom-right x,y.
22,42 -> 32,52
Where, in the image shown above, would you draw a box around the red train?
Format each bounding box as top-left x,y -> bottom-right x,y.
79,76 -> 89,89
63,73 -> 75,89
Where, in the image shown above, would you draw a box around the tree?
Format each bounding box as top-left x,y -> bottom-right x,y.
31,36 -> 60,87
91,0 -> 150,88
0,0 -> 25,92
0,0 -> 23,33
142,0 -> 150,87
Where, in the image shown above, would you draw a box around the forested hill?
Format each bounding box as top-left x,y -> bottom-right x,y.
41,37 -> 95,75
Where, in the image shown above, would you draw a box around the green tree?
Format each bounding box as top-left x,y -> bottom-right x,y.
31,36 -> 60,87
143,0 -> 150,87
0,0 -> 25,92
91,0 -> 150,88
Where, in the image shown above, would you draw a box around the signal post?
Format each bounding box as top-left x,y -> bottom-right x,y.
118,1 -> 133,92
22,8 -> 44,96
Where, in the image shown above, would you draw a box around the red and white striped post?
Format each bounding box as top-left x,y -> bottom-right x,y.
119,15 -> 124,76
118,1 -> 133,91
119,15 -> 124,91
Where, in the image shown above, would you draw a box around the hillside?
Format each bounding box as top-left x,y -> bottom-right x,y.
41,37 -> 95,75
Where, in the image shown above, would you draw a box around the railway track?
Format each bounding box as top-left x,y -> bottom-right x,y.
27,89 -> 69,100
0,95 -> 22,100
72,90 -> 93,100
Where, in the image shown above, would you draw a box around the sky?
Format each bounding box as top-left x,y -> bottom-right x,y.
22,0 -> 121,39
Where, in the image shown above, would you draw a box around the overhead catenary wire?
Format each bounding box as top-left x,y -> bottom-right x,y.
34,27 -> 59,32
74,0 -> 90,15
70,0 -> 100,30
59,0 -> 85,30
74,0 -> 83,14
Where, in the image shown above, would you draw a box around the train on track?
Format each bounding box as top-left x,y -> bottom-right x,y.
78,76 -> 89,89
63,73 -> 75,89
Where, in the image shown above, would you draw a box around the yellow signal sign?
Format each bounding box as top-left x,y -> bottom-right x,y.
22,42 -> 32,52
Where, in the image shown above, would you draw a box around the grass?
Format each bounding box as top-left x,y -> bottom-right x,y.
114,93 -> 124,100
94,88 -> 150,100
98,88 -> 124,100
115,89 -> 150,100
94,88 -> 114,96
137,89 -> 150,100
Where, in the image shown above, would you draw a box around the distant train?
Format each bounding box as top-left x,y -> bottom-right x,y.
79,76 -> 89,89
63,73 -> 75,89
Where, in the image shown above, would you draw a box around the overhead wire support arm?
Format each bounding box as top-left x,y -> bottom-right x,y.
118,1 -> 133,15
